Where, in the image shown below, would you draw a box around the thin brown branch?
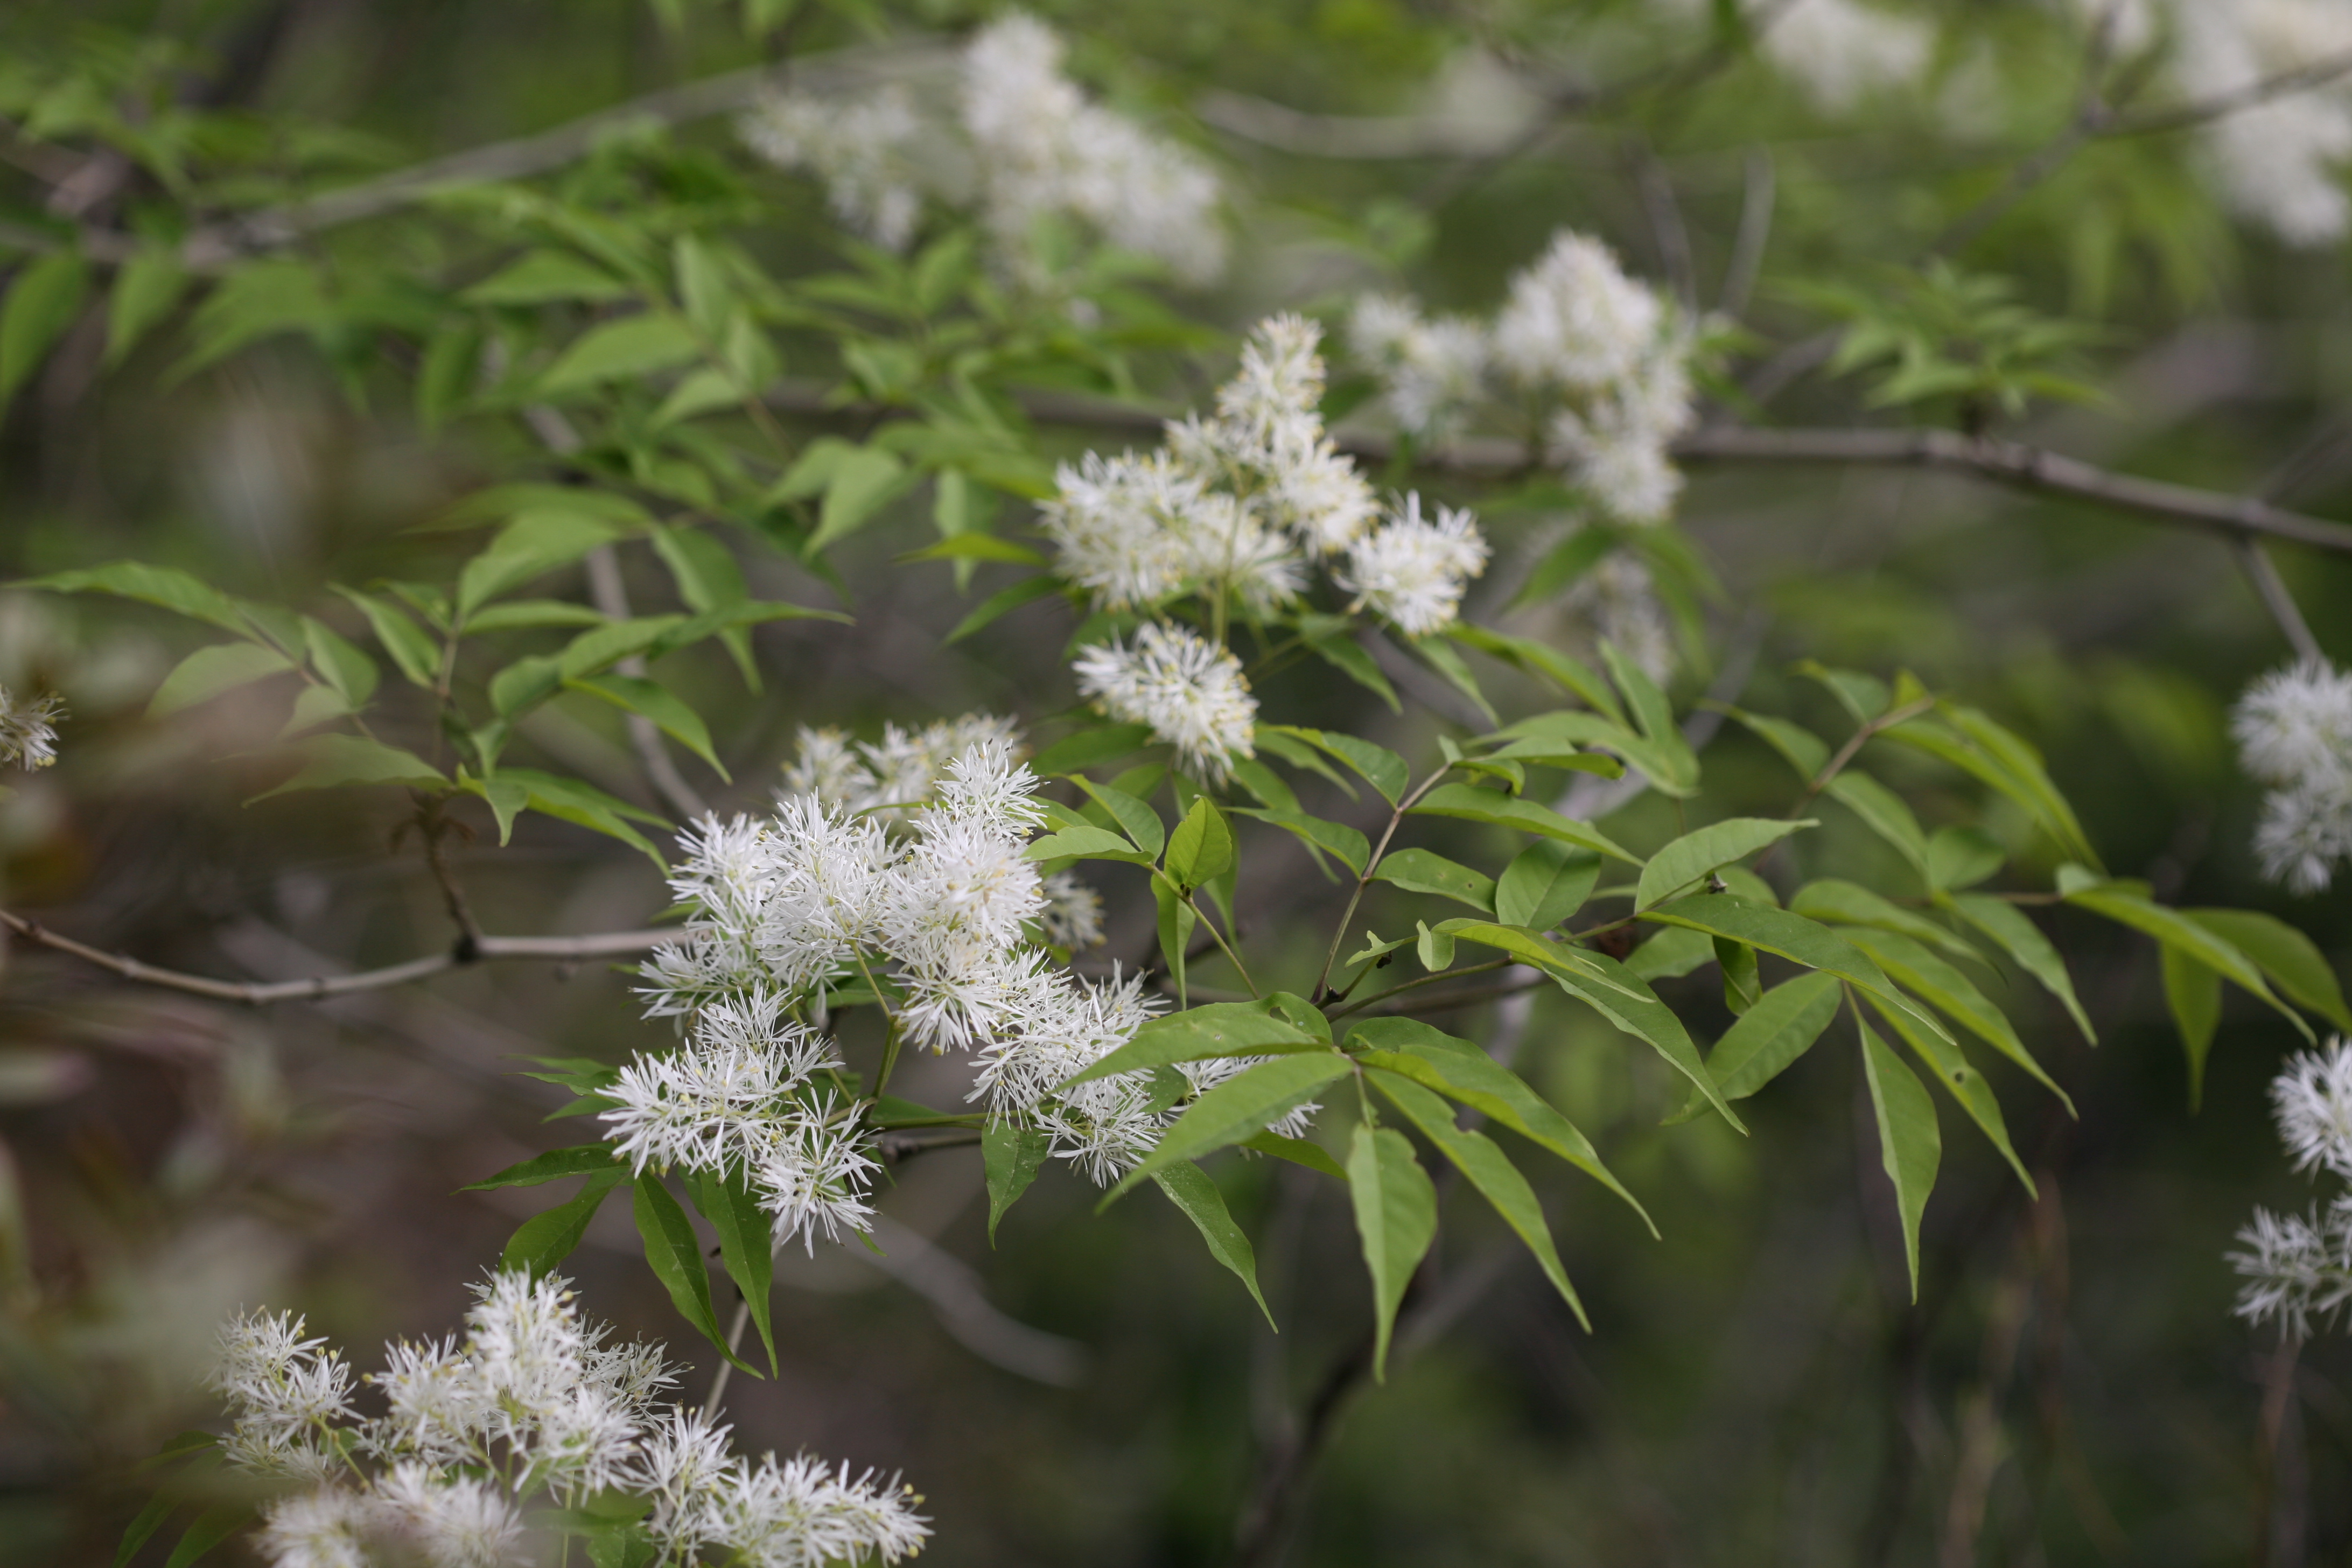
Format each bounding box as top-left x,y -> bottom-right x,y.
0,909 -> 670,1005
2232,538 -> 2325,662
583,544 -> 713,820
2109,45 -> 2352,139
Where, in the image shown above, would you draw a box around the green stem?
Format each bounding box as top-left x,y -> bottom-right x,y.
1310,763 -> 1456,1005
1328,957 -> 1508,1021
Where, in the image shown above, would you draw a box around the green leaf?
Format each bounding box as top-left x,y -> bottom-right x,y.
649,524 -> 755,684
2161,944 -> 2222,1110
500,1166 -> 627,1278
1068,775 -> 1166,856
249,735 -> 446,801
116,1495 -> 176,1568
1261,726 -> 1409,804
1641,895 -> 1955,1048
2184,908 -> 2352,1033
1633,817 -> 1815,910
1626,923 -> 1715,982
1944,893 -> 2095,1044
161,1503 -> 248,1568
1600,642 -> 1685,750
1231,807 -> 1370,876
1032,723 -> 1154,778
106,248 -> 190,367
1471,737 -> 1625,779
302,617 -> 379,708
1665,971 -> 1843,1123
465,600 -> 611,633
1840,928 -> 2074,1114
461,1145 -> 619,1191
1715,704 -> 1830,779
898,534 -> 1047,566
1416,919 -> 1454,972
1370,849 -> 1496,913
567,674 -> 728,779
944,576 -> 1059,643
1254,727 -> 1357,797
808,446 -> 911,553
1300,632 -> 1400,711
1447,623 -> 1622,719
0,251 -> 88,413
1166,798 -> 1236,890
1409,784 -> 1640,864
1859,1018 -> 1941,1303
461,249 -> 631,305
1411,634 -> 1498,723
1823,771 -> 1930,886
1065,1000 -> 1328,1087
456,510 -> 629,620
1718,935 -> 1762,1013
1883,709 -> 2098,869
632,1176 -> 757,1374
1151,1161 -> 1275,1328
26,562 -> 249,634
1927,825 -> 2006,891
1154,873 -> 1196,1007
865,1095 -> 973,1129
1486,709 -> 1698,798
1368,1069 -> 1586,1325
1347,1122 -> 1437,1381
1493,842 -> 1599,930
686,1166 -> 778,1375
460,767 -> 666,865
333,587 -> 441,687
1436,922 -> 1745,1133
2060,878 -> 2310,1040
537,313 -> 700,395
1105,1053 -> 1352,1202
149,641 -> 294,716
1796,662 -> 1891,724
1346,1015 -> 1650,1231
1789,879 -> 1990,967
1025,825 -> 1153,864
1241,1129 -> 1347,1180
1861,993 -> 2035,1196
984,1121 -> 1054,1244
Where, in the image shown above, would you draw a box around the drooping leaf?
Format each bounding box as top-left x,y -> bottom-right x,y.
2184,908 -> 2352,1033
2161,945 -> 2223,1110
27,562 -> 250,634
1105,1053 -> 1353,1201
632,1175 -> 758,1374
808,446 -> 912,553
1368,1069 -> 1586,1325
1665,970 -> 1844,1123
333,586 -> 441,688
1301,630 -> 1401,710
1883,708 -> 2099,869
160,1503 -> 248,1568
461,1145 -> 620,1191
1715,704 -> 1830,779
116,1495 -> 176,1568
149,641 -> 295,716
1261,726 -> 1410,804
301,617 -> 379,709
1370,849 -> 1497,913
2060,876 -> 2310,1040
107,248 -> 191,367
1633,817 -> 1815,910
249,735 -> 446,801
1347,1121 -> 1437,1381
1493,841 -> 1599,930
686,1167 -> 778,1374
1790,879 -> 1990,967
1823,771 -> 1931,887
1862,993 -> 2035,1196
1409,784 -> 1640,864
1031,723 -> 1154,778
461,249 -> 632,305
1487,709 -> 1698,798
455,510 -> 629,620
500,1165 -> 627,1278
984,1121 -> 1054,1244
1859,1019 -> 1942,1303
1151,1160 -> 1276,1328
1154,874 -> 1196,1008
567,674 -> 729,779
1231,807 -> 1370,876
1839,928 -> 2073,1114
1927,825 -> 2006,891
1640,895 -> 1955,1048
1067,775 -> 1166,856
1063,1000 -> 1328,1087
1447,623 -> 1622,719
0,251 -> 89,413
944,576 -> 1060,643
1944,893 -> 2095,1043
1241,1129 -> 1348,1180
537,313 -> 700,395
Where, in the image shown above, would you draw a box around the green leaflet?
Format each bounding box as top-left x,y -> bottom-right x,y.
1640,895 -> 1956,1050
1069,775 -> 1166,857
568,673 -> 729,779
2182,908 -> 2352,1033
1882,708 -> 2099,870
1166,797 -> 1237,890
1259,725 -> 1409,804
2060,875 -> 2311,1041
160,1503 -> 248,1568
334,586 -> 440,688
1823,771 -> 1931,887
1943,893 -> 2095,1043
1861,993 -> 2035,1196
686,1167 -> 778,1375
1231,807 -> 1370,876
985,1121 -> 1054,1245
1858,1019 -> 1941,1304
1446,623 -> 1623,720
1062,1000 -> 1327,1087
1242,1130 -> 1348,1180
455,510 -> 629,620
1626,923 -> 1714,982
1344,1016 -> 1652,1232
1664,971 -> 1843,1123
1633,817 -> 1816,910
632,1176 -> 759,1375
116,1495 -> 177,1568
1028,723 -> 1154,778
1370,848 -> 1498,913
1927,825 -> 2006,891
461,1145 -> 620,1191
1838,927 -> 2074,1115
1434,921 -> 1743,1133
2160,945 -> 2223,1110
1104,1053 -> 1352,1202
1026,824 -> 1153,864
1368,1070 -> 1587,1325
1493,841 -> 1599,930
1409,784 -> 1640,864
150,642 -> 295,716
1790,878 -> 1990,968
1484,710 -> 1698,799
1152,1161 -> 1276,1328
249,734 -> 447,802
27,561 -> 251,636
500,1166 -> 628,1278
1715,704 -> 1831,780
1347,1122 -> 1437,1382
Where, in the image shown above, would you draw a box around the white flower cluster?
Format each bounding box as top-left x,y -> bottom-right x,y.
2232,1039 -> 2352,1339
0,684 -> 62,769
1644,0 -> 1935,115
2231,659 -> 2352,893
739,12 -> 1224,282
210,1272 -> 928,1568
636,734 -> 1189,1187
1350,230 -> 1696,524
2172,0 -> 2352,246
1042,315 -> 1488,775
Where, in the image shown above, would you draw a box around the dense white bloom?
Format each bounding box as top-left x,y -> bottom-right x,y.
1334,492 -> 1490,636
960,12 -> 1226,283
1494,232 -> 1663,395
2274,1038 -> 2352,1180
2233,1198 -> 2352,1338
1761,0 -> 1938,114
1348,293 -> 1492,438
782,712 -> 1027,823
740,86 -> 925,250
1073,622 -> 1257,783
210,1309 -> 355,1481
2232,660 -> 2352,892
1566,549 -> 1678,683
0,686 -> 62,769
972,965 -> 1169,1182
2175,0 -> 2352,245
1038,870 -> 1105,948
215,1273 -> 928,1568
1039,449 -> 1202,610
